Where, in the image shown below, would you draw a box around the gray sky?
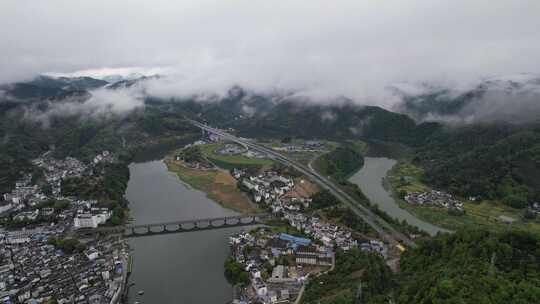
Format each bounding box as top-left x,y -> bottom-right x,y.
1,0 -> 540,104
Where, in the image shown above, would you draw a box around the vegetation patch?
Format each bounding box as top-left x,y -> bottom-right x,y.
398,199 -> 540,235
224,257 -> 250,285
302,229 -> 540,303
414,123 -> 540,203
348,140 -> 368,155
397,229 -> 540,303
47,237 -> 86,254
302,249 -> 394,304
387,161 -> 429,195
313,143 -> 364,182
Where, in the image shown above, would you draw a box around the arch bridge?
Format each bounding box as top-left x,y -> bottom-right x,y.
78,213 -> 270,238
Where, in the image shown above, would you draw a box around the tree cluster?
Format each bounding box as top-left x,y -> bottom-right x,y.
224,257 -> 250,285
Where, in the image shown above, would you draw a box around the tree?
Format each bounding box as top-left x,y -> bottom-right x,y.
310,190 -> 340,209
504,194 -> 528,209
224,257 -> 250,285
48,237 -> 86,254
41,184 -> 53,196
524,209 -> 537,220
53,200 -> 70,211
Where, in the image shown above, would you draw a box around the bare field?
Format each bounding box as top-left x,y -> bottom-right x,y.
165,158 -> 258,214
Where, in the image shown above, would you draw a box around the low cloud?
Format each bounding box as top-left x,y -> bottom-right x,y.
457,90 -> 540,124
22,87 -> 144,127
393,74 -> 540,124
1,0 -> 539,126
1,0 -> 539,110
321,110 -> 337,123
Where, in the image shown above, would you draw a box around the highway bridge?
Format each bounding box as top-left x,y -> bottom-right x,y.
186,118 -> 417,248
78,214 -> 269,238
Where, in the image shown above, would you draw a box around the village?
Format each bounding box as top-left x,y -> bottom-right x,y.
228,229 -> 328,303
404,190 -> 464,212
232,167 -> 385,254
176,146 -> 387,304
0,234 -> 129,304
0,151 -> 129,304
1,151 -> 117,230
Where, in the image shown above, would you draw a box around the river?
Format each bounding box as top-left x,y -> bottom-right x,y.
125,160 -> 246,304
349,157 -> 448,236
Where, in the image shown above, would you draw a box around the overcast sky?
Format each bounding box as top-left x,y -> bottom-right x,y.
1,0 -> 539,102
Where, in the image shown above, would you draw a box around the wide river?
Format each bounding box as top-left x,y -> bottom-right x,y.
349,157 -> 448,236
125,160 -> 247,304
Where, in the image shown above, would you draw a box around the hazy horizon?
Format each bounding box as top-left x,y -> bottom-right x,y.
2,1 -> 540,101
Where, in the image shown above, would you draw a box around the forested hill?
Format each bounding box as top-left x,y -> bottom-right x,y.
0,108 -> 198,193
193,95 -> 440,144
0,76 -> 200,193
2,77 -> 540,205
180,88 -> 540,203
314,144 -> 364,182
415,122 -> 540,204
301,228 -> 540,303
392,74 -> 540,124
397,229 -> 540,303
0,75 -> 108,100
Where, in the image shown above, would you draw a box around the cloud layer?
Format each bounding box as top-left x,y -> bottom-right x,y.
22,88 -> 144,127
1,0 -> 540,106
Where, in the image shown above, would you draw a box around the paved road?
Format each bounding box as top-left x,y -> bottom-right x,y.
187,119 -> 416,248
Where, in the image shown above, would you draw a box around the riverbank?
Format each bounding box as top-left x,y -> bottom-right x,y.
348,157 -> 447,236
164,156 -> 258,214
386,161 -> 540,234
306,140 -> 439,236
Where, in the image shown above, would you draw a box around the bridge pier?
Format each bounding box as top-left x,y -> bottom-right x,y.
164,224 -> 181,232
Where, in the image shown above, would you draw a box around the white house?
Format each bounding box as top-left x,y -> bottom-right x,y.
73,210 -> 112,229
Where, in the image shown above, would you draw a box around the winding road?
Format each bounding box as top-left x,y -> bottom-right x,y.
187,119 -> 416,248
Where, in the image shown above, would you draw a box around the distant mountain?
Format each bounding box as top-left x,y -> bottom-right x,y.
180,86 -> 540,202
415,122 -> 540,201
392,74 -> 540,124
101,72 -> 146,84
176,87 -> 438,145
1,75 -> 539,203
0,75 -> 108,100
106,75 -> 159,90
55,76 -> 109,90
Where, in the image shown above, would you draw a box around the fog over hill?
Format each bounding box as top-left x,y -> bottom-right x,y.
2,72 -> 540,127
391,74 -> 540,124
1,0 -> 540,120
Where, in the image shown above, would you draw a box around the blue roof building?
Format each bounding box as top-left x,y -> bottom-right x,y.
278,233 -> 311,246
